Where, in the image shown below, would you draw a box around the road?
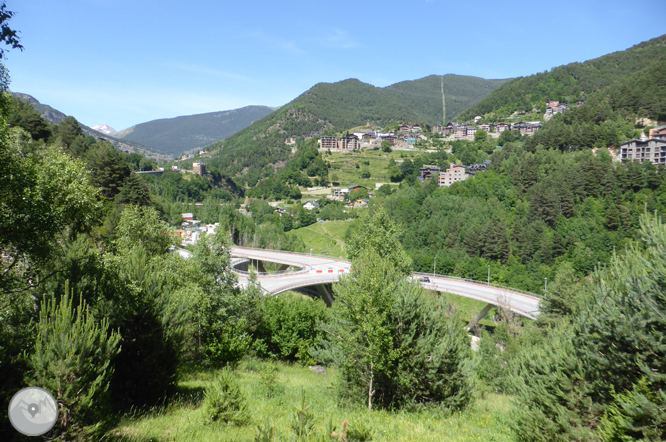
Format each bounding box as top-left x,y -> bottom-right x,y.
230,247 -> 540,319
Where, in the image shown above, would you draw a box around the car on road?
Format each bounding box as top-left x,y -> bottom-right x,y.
419,276 -> 430,283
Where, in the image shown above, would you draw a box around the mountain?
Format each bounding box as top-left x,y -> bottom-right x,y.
11,92 -> 171,160
11,92 -> 68,124
115,106 -> 275,156
91,123 -> 118,136
458,33 -> 666,121
206,74 -> 509,179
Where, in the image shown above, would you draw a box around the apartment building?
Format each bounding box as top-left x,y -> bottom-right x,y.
438,164 -> 470,187
620,136 -> 666,166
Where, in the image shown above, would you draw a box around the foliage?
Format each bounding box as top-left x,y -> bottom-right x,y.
511,213 -> 666,440
0,131 -> 101,292
376,145 -> 666,295
459,34 -> 666,120
345,208 -> 412,275
255,294 -> 329,364
324,247 -> 472,411
291,389 -> 315,441
113,204 -> 173,255
203,368 -> 250,426
28,286 -> 121,439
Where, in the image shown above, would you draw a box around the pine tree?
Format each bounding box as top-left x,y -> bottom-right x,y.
28,284 -> 121,439
115,173 -> 151,206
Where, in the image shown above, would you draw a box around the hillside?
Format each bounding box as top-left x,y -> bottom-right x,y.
459,33 -> 666,120
116,105 -> 275,156
206,75 -> 509,182
10,92 -> 171,160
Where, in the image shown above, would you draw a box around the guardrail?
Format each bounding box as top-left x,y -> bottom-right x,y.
231,246 -> 351,264
413,272 -> 541,299
231,246 -> 540,299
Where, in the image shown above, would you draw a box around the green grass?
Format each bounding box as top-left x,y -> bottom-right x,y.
325,150 -> 421,189
108,360 -> 515,442
286,220 -> 353,259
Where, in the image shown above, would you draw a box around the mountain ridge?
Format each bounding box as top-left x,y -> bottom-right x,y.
115,105 -> 275,156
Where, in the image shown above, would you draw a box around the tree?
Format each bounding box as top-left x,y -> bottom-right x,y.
115,173 -> 151,206
0,139 -> 101,291
0,2 -> 22,60
85,142 -> 132,200
381,140 -> 392,152
324,247 -> 472,411
513,213 -> 666,440
29,287 -> 121,439
474,129 -> 488,142
346,208 -> 412,275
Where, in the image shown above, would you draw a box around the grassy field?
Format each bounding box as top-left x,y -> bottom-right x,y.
286,220 -> 354,259
108,360 -> 515,442
324,149 -> 423,190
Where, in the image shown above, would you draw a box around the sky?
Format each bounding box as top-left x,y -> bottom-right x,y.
4,0 -> 666,131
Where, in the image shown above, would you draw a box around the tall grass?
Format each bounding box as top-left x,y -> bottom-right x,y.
107,359 -> 515,441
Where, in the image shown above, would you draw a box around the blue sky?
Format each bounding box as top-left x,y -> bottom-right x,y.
4,0 -> 666,131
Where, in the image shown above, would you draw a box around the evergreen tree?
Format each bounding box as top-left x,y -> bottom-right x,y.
28,286 -> 121,439
115,173 -> 151,206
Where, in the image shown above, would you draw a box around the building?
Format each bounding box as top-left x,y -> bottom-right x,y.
333,188 -> 349,198
419,166 -> 441,181
473,115 -> 483,123
319,136 -> 338,150
649,126 -> 666,141
182,213 -> 194,221
303,201 -> 321,211
285,137 -> 297,145
466,160 -> 492,173
381,134 -> 397,145
399,123 -> 411,133
495,123 -> 511,133
478,123 -> 493,132
361,133 -> 374,142
193,161 -> 206,176
438,164 -> 470,187
620,135 -> 666,166
454,127 -> 467,139
339,134 -> 360,150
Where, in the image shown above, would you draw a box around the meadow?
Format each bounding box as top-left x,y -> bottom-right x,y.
107,360 -> 515,442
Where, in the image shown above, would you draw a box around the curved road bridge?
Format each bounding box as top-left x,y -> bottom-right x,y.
230,247 -> 540,325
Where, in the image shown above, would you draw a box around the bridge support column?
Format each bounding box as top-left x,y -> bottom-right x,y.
256,260 -> 268,274
315,283 -> 335,307
467,303 -> 494,331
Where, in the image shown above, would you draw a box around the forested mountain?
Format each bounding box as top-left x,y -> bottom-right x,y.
10,92 -> 169,159
458,33 -> 666,121
206,74 -> 508,186
116,105 -> 275,156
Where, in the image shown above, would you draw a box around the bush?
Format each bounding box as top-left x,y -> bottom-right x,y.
255,294 -> 329,364
28,287 -> 121,439
203,368 -> 250,426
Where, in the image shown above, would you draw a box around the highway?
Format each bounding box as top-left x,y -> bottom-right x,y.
230,247 -> 540,319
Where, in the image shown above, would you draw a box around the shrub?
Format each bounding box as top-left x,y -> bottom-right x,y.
203,368 -> 250,426
28,287 -> 121,439
255,294 -> 329,363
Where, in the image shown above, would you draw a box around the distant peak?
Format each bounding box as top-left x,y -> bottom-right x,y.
91,124 -> 118,136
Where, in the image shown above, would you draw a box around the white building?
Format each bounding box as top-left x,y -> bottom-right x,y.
438,164 -> 470,187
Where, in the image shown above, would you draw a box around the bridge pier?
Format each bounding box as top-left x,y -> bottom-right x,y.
314,283 -> 335,307
467,303 -> 494,331
256,260 -> 268,274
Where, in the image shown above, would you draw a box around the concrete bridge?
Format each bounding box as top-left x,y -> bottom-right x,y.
229,247 -> 541,325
